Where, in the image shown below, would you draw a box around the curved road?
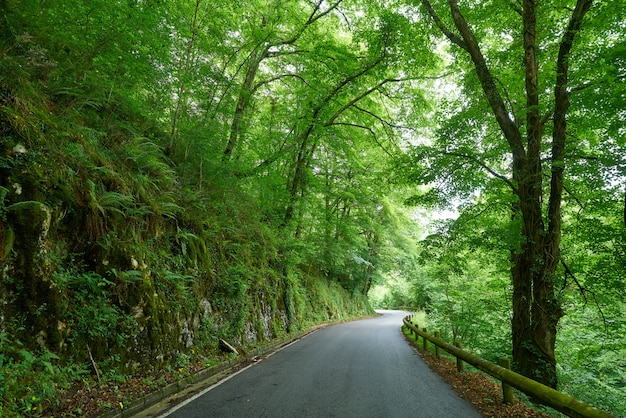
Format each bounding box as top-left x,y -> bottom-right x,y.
161,310 -> 480,417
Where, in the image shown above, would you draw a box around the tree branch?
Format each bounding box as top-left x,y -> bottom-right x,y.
252,73 -> 307,92
547,0 -> 593,257
570,73 -> 625,94
560,259 -> 587,303
351,104 -> 406,154
324,78 -> 402,126
307,0 -> 344,25
563,183 -> 585,211
541,111 -> 553,127
419,0 -> 467,49
561,259 -> 610,330
506,0 -> 523,15
446,0 -> 525,160
457,202 -> 496,225
353,104 -> 411,131
281,0 -> 345,46
327,122 -> 395,157
494,76 -> 520,127
540,171 -> 585,211
443,150 -> 517,191
314,55 -> 385,115
266,48 -> 310,58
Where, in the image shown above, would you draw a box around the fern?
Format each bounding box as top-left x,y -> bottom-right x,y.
0,186 -> 9,220
126,205 -> 154,218
50,86 -> 103,110
120,137 -> 175,181
154,200 -> 184,219
99,191 -> 134,216
152,189 -> 183,219
86,180 -> 134,217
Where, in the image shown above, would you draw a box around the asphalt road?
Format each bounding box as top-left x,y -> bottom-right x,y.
160,310 -> 481,418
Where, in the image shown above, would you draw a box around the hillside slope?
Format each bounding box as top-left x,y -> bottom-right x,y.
0,3 -> 374,414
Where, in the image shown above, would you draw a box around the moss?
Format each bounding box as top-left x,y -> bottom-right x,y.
6,201 -> 51,252
3,201 -> 65,348
0,220 -> 15,261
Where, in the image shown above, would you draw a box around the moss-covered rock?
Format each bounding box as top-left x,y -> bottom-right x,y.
3,200 -> 64,348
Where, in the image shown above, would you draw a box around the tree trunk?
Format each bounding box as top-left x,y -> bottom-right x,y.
421,0 -> 592,388
168,0 -> 201,153
508,0 -> 559,389
223,46 -> 268,160
282,121 -> 317,229
511,167 -> 560,388
446,0 -> 560,386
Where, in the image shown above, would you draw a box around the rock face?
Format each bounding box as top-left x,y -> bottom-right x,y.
2,201 -> 64,348
0,197 -> 372,373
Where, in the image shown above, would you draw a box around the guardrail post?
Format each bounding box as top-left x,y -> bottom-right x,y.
406,317 -> 414,340
454,340 -> 464,372
499,358 -> 514,404
434,332 -> 441,357
422,328 -> 428,350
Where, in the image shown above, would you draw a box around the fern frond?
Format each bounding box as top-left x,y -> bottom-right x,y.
126,205 -> 153,218
86,180 -> 105,215
99,191 -> 135,216
154,200 -> 184,219
121,137 -> 176,180
51,86 -> 103,110
86,180 -> 135,217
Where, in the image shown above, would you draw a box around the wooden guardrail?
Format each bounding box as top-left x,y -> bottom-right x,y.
402,316 -> 615,418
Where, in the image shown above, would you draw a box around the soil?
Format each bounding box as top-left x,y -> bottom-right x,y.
42,336 -> 555,418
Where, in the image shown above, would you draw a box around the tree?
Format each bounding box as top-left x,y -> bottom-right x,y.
221,0 -> 346,160
416,0 -> 601,388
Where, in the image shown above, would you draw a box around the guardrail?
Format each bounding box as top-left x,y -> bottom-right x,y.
402,316 -> 615,418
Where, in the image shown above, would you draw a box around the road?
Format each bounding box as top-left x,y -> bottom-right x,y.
160,310 -> 481,418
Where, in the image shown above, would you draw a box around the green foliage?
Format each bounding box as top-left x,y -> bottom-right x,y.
51,267 -> 137,365
557,303 -> 626,416
0,330 -> 88,417
0,0 -> 406,414
369,273 -> 416,309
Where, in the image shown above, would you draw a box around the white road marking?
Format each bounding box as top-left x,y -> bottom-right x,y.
158,332 -> 315,417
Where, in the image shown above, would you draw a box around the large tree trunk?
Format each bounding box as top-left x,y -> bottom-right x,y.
421,0 -> 592,388
511,164 -> 560,388
447,0 -> 561,386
